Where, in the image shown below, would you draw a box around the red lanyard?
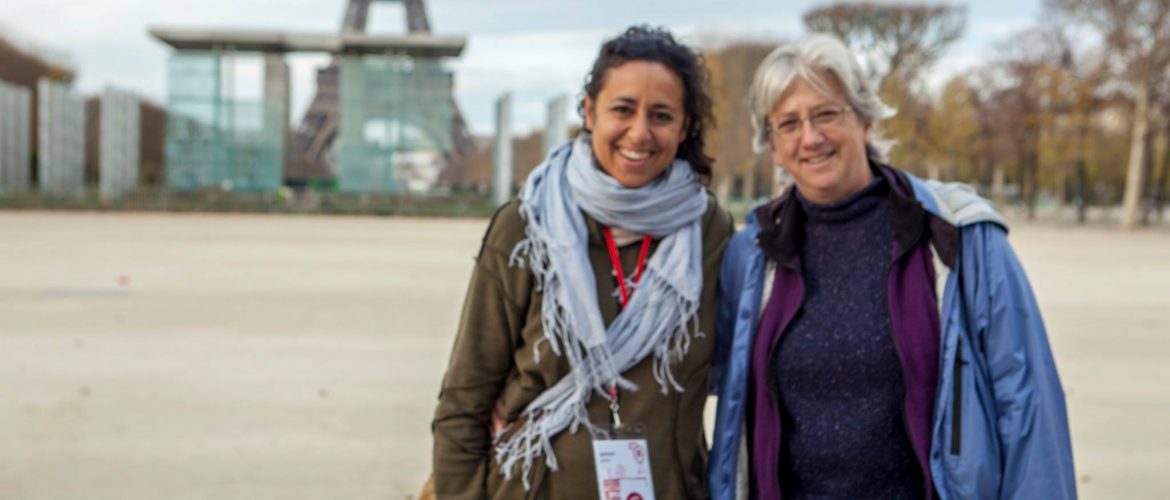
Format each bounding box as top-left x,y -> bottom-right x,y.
601,226 -> 653,309
600,226 -> 652,424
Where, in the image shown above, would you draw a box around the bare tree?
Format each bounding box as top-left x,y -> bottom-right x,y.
959,57 -> 1046,216
1001,28 -> 1074,219
1047,0 -> 1170,229
1008,60 -> 1045,220
802,2 -> 966,91
924,76 -> 981,182
803,3 -> 966,180
1048,26 -> 1109,224
881,79 -> 936,177
962,67 -> 1011,206
1154,123 -> 1170,223
1147,63 -> 1170,223
705,41 -> 777,201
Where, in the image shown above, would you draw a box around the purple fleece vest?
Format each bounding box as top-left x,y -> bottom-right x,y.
748,169 -> 941,499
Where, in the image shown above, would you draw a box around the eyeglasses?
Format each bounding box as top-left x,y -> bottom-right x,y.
768,105 -> 854,142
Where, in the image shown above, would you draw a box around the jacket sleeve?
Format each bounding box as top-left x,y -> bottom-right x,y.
971,225 -> 1077,499
432,208 -> 528,500
710,230 -> 743,396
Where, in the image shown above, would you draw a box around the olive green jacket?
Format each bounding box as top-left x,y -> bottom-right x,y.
433,196 -> 733,500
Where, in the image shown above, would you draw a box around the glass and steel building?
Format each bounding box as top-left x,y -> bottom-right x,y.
149,28 -> 464,193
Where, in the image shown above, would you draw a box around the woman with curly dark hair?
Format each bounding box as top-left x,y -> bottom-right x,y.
432,25 -> 732,499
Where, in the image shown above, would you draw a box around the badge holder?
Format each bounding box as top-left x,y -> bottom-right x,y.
591,384 -> 655,500
592,230 -> 656,500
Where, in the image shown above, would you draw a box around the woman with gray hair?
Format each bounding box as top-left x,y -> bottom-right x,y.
708,33 -> 1076,499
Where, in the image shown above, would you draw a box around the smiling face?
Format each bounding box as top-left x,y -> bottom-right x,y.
769,72 -> 873,204
584,60 -> 688,188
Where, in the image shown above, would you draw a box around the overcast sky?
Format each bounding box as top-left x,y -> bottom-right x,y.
0,0 -> 1043,136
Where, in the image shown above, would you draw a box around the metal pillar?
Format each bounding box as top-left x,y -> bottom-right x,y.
264,53 -> 290,183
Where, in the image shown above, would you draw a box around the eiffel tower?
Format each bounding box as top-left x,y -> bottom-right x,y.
291,0 -> 473,186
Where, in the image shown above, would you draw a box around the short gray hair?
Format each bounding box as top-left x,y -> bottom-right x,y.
748,33 -> 895,162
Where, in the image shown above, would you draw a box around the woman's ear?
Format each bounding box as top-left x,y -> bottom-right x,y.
583,95 -> 596,131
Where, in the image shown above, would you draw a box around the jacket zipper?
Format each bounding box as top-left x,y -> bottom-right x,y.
952,256 -> 973,459
950,335 -> 964,455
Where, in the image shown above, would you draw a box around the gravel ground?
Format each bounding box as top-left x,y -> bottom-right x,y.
0,211 -> 1166,499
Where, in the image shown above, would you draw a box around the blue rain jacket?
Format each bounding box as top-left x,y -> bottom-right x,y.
708,171 -> 1076,499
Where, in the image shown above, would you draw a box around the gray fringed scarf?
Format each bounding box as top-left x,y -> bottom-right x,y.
497,134 -> 708,489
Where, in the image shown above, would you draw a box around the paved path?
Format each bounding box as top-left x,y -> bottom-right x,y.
0,212 -> 1166,499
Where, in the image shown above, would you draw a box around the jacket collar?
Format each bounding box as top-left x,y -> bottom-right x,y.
754,163 -> 958,268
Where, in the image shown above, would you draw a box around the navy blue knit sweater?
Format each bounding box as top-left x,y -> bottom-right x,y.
771,177 -> 923,499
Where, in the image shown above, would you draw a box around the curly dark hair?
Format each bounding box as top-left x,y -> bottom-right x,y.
579,25 -> 715,183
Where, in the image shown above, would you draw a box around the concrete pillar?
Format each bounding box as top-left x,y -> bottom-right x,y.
543,94 -> 569,157
99,87 -> 141,201
19,88 -> 30,193
0,81 -> 32,195
38,78 -> 86,197
493,92 -> 513,206
264,53 -> 290,187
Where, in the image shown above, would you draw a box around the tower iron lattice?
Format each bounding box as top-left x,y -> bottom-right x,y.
292,0 -> 473,185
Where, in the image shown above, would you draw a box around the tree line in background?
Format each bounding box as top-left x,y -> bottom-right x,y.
701,0 -> 1170,230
